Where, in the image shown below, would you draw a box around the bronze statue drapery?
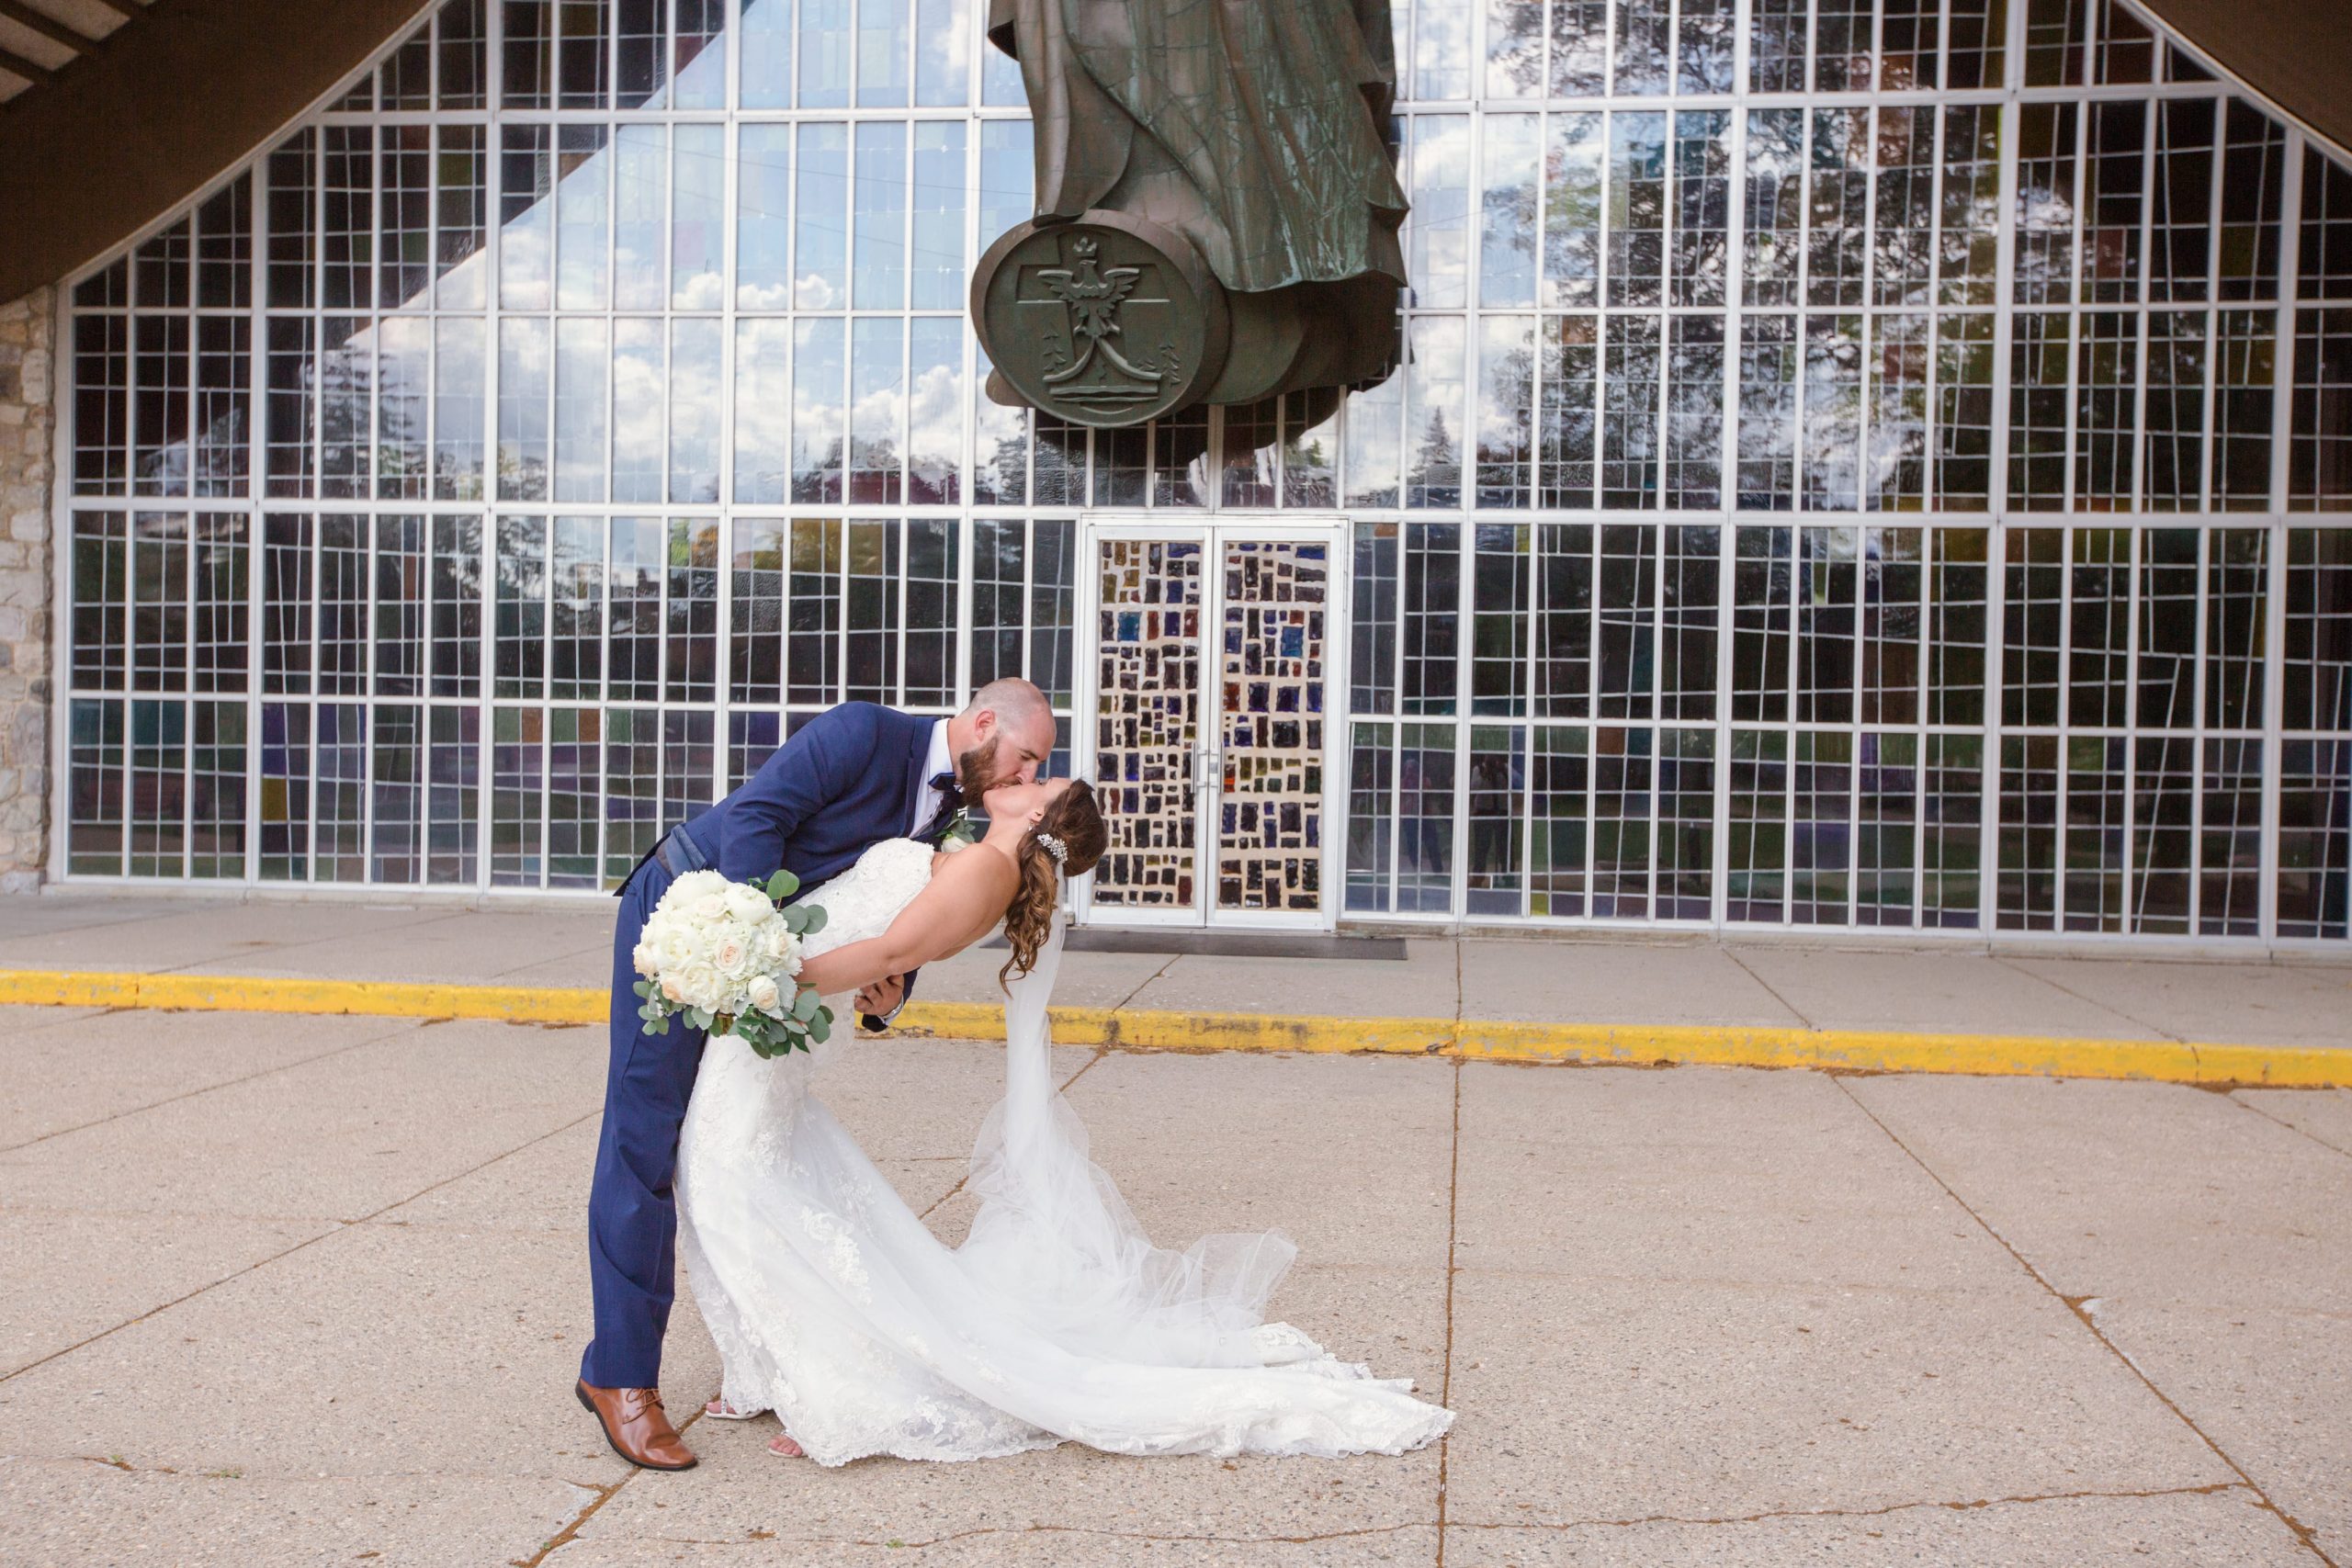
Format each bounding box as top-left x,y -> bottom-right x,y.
972,0 -> 1409,427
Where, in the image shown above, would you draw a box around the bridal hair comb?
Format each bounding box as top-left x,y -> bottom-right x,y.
1035,831 -> 1069,868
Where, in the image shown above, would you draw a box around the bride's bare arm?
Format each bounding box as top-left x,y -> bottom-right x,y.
793,849 -> 1015,996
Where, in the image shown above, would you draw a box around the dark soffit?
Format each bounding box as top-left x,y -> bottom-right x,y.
2135,0 -> 2352,159
0,0 -> 430,305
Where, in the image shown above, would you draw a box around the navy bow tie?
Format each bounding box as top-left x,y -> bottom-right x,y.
920,772 -> 966,842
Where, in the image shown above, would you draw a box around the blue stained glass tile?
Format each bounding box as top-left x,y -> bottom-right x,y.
1116,610 -> 1141,641
1281,626 -> 1305,658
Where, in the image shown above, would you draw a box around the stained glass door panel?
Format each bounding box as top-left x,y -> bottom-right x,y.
1216,541 -> 1328,913
1091,537 -> 1204,911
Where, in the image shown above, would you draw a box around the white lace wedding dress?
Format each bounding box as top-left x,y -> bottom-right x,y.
673,837 -> 1453,1465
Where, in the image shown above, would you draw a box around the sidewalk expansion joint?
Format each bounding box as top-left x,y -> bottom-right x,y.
1721,948 -> 1815,1031
513,1472 -> 637,1568
1433,1053 -> 1464,1568
0,1018 -> 420,1157
1446,1481 -> 2253,1535
1832,1078 -> 2340,1568
6,966 -> 2344,1086
577,1522 -> 1434,1551
1987,953 -> 2184,1043
1109,953 -> 1182,1014
2227,1090 -> 2352,1162
0,1109 -> 602,1390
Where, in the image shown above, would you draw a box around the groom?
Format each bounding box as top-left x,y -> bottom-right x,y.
577,679 -> 1061,1470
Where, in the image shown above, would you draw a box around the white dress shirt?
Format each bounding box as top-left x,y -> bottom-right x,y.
910,719 -> 953,836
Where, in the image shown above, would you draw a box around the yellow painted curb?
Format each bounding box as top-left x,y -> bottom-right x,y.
0,967 -> 2342,1088
0,968 -> 607,1027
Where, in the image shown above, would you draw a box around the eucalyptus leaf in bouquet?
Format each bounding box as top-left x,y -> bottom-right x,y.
630,867 -> 835,1058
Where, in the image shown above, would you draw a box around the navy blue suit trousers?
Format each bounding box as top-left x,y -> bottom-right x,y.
581,703 -> 933,1389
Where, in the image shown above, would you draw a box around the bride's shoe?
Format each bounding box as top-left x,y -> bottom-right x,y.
767,1433 -> 806,1458
702,1396 -> 766,1421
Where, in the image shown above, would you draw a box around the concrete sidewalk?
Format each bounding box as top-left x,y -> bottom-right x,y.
1,998 -> 2347,1566
0,892 -> 2346,1081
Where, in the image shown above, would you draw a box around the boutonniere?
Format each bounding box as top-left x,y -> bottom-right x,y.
940,807 -> 977,850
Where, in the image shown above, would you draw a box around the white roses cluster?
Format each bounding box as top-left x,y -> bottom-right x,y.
632,869 -> 804,1024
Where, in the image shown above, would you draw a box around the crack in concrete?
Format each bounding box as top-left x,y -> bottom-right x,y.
1830,1077 -> 2340,1568
510,1472 -> 639,1568
1432,1053 -> 1464,1568
1108,953 -> 1183,1016
0,1108 -> 603,1389
0,1017 -> 422,1156
2228,1090 -> 2352,1162
1986,953 -> 2183,1043
566,1520 -> 1432,1551
1446,1481 -> 2251,1535
1721,948 -> 1816,1030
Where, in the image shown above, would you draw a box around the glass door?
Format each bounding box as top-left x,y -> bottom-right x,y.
1076,519 -> 1342,931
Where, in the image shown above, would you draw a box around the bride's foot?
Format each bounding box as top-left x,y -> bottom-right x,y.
767,1433 -> 806,1459
702,1396 -> 766,1421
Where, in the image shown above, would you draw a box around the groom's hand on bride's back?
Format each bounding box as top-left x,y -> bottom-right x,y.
855,973 -> 906,1030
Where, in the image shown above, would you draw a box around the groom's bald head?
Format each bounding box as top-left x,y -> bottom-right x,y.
950,679 -> 1057,793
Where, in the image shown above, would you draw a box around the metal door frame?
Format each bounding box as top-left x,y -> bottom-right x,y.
1071,513 -> 1351,933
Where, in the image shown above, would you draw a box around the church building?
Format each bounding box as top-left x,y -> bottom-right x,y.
0,0 -> 2346,948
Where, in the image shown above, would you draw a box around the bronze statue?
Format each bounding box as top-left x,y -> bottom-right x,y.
972,0 -> 1408,429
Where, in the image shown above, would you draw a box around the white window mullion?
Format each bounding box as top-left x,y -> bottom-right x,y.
2121,527 -> 2143,931
1712,510 -> 1735,929
1521,525 -> 1540,919
715,111 -> 741,797
244,144 -> 272,887
1584,525 -> 1602,914
1980,0 -> 2027,930
2260,130 -> 2307,942
1910,524 -> 1931,929
360,512 -> 379,882
2196,96 -> 2225,513
2059,97 -> 2086,515
476,112 -> 503,897
2053,524 -> 2075,931
1451,517 -> 1475,926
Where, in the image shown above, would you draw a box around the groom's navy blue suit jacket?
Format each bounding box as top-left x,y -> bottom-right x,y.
672,701 -> 936,897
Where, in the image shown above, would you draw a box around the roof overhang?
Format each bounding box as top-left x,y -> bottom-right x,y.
3,0 -> 2348,310
0,0 -> 431,304
2134,0 -> 2352,163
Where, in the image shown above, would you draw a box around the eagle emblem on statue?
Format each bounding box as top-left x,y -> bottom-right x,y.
1036,238 -> 1157,388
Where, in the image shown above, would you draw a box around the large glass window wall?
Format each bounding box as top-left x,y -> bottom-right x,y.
54,0 -> 2352,943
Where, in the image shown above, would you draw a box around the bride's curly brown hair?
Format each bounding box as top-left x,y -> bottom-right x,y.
1001,780 -> 1107,987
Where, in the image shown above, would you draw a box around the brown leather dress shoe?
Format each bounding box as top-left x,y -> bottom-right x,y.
576,1380 -> 697,1471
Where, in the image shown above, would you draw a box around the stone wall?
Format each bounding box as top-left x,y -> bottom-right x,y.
0,288 -> 53,894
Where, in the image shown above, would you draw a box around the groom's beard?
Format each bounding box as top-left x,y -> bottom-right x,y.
956,736 -> 1011,800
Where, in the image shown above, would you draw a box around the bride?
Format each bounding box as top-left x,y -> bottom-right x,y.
673,775 -> 1453,1465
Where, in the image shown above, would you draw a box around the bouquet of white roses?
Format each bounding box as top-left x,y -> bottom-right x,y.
630,867 -> 832,1058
